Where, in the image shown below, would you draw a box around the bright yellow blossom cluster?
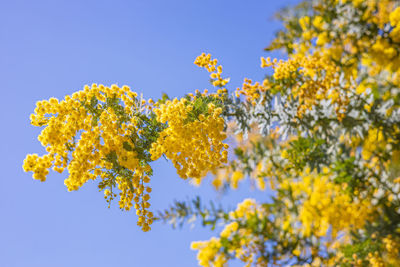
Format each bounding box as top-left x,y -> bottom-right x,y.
361,128 -> 386,161
194,53 -> 230,87
23,153 -> 53,182
390,7 -> 400,42
282,169 -> 373,238
369,37 -> 400,72
238,51 -> 350,120
150,97 -> 228,179
270,53 -> 348,119
235,78 -> 270,105
361,127 -> 400,175
191,199 -> 265,267
233,57 -> 275,103
352,3 -> 400,74
24,53 -> 233,232
191,237 -> 227,267
23,84 -> 154,231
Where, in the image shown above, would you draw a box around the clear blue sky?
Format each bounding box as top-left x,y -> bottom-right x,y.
0,0 -> 299,266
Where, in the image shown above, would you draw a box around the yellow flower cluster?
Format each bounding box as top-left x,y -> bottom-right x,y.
241,51 -> 352,120
362,127 -> 400,172
369,37 -> 400,72
365,0 -> 395,28
24,54 -> 233,231
191,237 -> 227,267
356,3 -> 400,74
117,175 -> 153,232
194,53 -> 230,87
232,57 -> 275,104
228,198 -> 260,220
361,128 -> 386,161
281,169 -> 373,239
23,84 -> 154,231
191,199 -> 264,267
273,53 -> 349,120
150,97 -> 228,179
235,78 -> 270,105
390,7 -> 400,43
23,153 -> 53,182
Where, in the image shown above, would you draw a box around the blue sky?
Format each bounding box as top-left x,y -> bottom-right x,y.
0,0 -> 299,266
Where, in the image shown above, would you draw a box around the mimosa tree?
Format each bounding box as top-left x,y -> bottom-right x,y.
23,0 -> 400,266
